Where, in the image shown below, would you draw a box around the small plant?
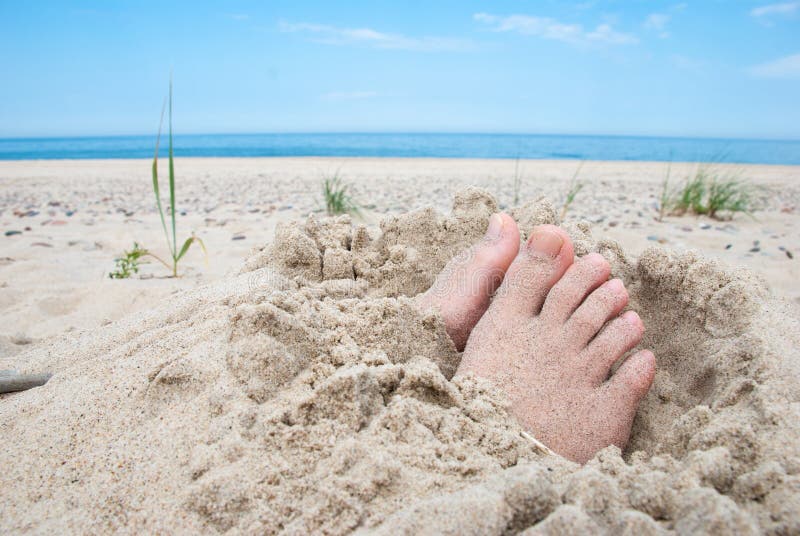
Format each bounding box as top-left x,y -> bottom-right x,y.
149,79 -> 206,277
560,162 -> 585,220
323,173 -> 360,216
109,242 -> 147,279
109,78 -> 206,279
512,157 -> 523,206
656,162 -> 673,222
705,176 -> 755,219
672,168 -> 707,216
666,163 -> 756,220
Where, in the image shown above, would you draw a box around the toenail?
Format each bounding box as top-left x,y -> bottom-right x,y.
606,278 -> 625,292
527,228 -> 564,258
485,213 -> 504,241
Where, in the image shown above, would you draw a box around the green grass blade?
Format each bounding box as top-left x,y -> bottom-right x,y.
152,99 -> 173,257
168,76 -> 177,262
175,236 -> 194,262
175,235 -> 209,263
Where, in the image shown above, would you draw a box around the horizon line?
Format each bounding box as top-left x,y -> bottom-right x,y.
2,131 -> 800,144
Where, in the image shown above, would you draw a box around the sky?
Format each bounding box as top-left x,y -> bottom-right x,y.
0,0 -> 799,139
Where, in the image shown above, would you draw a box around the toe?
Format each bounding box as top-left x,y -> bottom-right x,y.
580,311 -> 645,385
605,349 -> 656,408
468,212 -> 522,292
489,225 -> 574,320
564,278 -> 629,347
539,253 -> 611,325
419,212 -> 520,349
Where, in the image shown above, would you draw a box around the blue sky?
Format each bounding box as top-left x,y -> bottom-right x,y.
1,1 -> 799,139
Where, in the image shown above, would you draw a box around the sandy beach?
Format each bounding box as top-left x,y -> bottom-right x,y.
1,157 -> 798,344
2,157 -> 800,533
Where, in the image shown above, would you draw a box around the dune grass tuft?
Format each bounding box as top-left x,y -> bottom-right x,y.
560,162 -> 585,220
667,163 -> 756,220
657,162 -> 673,222
323,173 -> 360,216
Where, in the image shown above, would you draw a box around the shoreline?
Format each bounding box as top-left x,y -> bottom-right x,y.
2,155 -> 800,169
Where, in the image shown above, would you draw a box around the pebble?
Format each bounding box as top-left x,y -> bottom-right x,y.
681,226 -> 693,232
647,235 -> 660,242
725,244 -> 733,250
65,210 -> 75,217
5,230 -> 22,236
700,223 -> 712,230
608,221 -> 619,227
232,235 -> 246,241
787,251 -> 794,260
31,242 -> 53,248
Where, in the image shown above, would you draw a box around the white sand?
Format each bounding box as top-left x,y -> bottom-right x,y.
1,158 -> 799,533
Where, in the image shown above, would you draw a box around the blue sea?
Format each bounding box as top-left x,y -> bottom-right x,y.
0,133 -> 798,165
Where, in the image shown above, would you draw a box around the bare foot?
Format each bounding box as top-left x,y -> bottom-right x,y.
416,212 -> 520,351
457,225 -> 656,463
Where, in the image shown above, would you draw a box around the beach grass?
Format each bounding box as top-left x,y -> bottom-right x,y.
668,163 -> 756,220
560,162 -> 585,220
323,173 -> 360,216
150,79 -> 207,277
110,78 -> 206,278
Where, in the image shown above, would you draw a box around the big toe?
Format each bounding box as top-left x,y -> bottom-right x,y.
418,212 -> 520,349
489,224 -> 575,321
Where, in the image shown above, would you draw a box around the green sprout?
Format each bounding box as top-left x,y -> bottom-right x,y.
109,78 -> 206,279
109,242 -> 147,279
322,173 -> 360,216
149,78 -> 206,277
560,161 -> 585,220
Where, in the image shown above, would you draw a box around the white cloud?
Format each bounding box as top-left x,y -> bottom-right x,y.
279,21 -> 473,51
644,13 -> 671,38
749,53 -> 800,78
322,91 -> 379,101
751,2 -> 800,17
473,12 -> 637,46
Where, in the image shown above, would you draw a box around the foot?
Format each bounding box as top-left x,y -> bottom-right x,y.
457,225 -> 655,463
415,212 -> 520,351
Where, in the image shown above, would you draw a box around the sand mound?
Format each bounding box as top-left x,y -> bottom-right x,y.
1,188 -> 798,534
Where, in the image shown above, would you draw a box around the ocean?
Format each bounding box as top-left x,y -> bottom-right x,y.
0,133 -> 798,165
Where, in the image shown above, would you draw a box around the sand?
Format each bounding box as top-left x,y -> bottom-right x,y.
1,158 -> 800,533
0,157 -> 798,348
